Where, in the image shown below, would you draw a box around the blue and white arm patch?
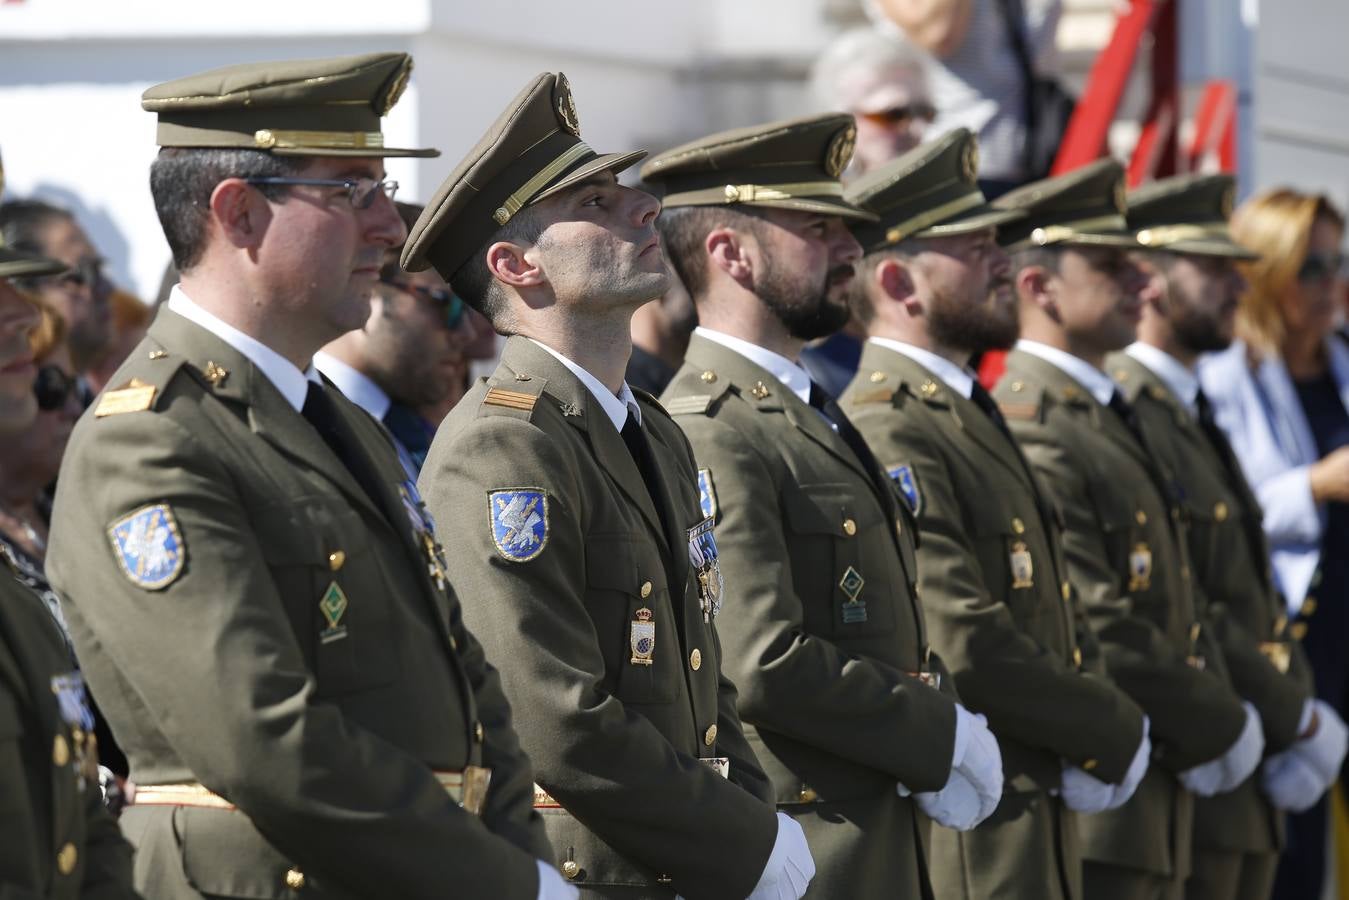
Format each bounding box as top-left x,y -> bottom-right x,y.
886,463 -> 922,516
107,503 -> 186,590
489,489 -> 549,562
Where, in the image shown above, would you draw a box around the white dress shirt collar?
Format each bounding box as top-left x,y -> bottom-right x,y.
167,285 -> 319,413
1125,342 -> 1199,414
1017,339 -> 1118,406
312,352 -> 392,421
527,338 -> 641,433
868,337 -> 976,399
695,327 -> 813,405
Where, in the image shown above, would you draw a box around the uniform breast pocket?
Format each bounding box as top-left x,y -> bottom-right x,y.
968,504 -> 1044,625
783,482 -> 896,638
585,536 -> 679,705
253,500 -> 400,699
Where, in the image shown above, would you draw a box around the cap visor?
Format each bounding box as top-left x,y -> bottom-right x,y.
533,149 -> 648,203
917,204 -> 1024,238
745,196 -> 880,223
0,249 -> 66,279
273,145 -> 440,159
1152,238 -> 1260,261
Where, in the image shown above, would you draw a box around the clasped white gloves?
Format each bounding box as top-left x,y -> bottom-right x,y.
744,812 -> 816,900
1061,716 -> 1152,813
536,860 -> 580,900
1263,699 -> 1349,812
1180,702 -> 1265,797
901,705 -> 1004,831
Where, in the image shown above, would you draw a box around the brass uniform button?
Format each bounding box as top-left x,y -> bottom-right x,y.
474,722 -> 485,742
1189,623 -> 1202,642
328,551 -> 345,571
56,843 -> 77,876
700,371 -> 717,383
1214,501 -> 1229,522
842,518 -> 857,536
704,724 -> 718,746
1291,622 -> 1309,640
1302,597 -> 1318,616
690,649 -> 702,671
562,860 -> 581,880
449,634 -> 458,651
1011,517 -> 1026,535
870,371 -> 887,384
1061,581 -> 1071,601
1073,648 -> 1083,668
640,581 -> 653,599
284,868 -> 306,890
799,786 -> 818,803
1082,758 -> 1098,772
1135,510 -> 1147,525
53,734 -> 69,766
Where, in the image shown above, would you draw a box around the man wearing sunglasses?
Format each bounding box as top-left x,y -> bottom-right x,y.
46,54 -> 575,900
318,201 -> 469,475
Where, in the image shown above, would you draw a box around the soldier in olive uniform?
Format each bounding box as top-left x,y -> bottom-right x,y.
46,55 -> 572,900
0,158 -> 140,899
837,129 -> 1151,900
404,75 -> 812,900
1106,173 -> 1347,900
990,161 -> 1266,900
646,116 -> 1005,900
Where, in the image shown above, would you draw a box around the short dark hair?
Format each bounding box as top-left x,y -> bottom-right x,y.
655,204 -> 769,298
148,147 -> 306,271
449,203 -> 546,326
0,199 -> 73,257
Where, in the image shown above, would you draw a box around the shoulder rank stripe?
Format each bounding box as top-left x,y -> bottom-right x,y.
483,388 -> 538,412
998,402 -> 1039,420
666,395 -> 713,416
851,387 -> 893,405
95,379 -> 156,417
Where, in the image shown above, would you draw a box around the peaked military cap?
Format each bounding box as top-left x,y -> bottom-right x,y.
845,128 -> 1023,252
142,52 -> 436,158
995,158 -> 1142,251
0,150 -> 64,279
402,72 -> 646,279
1126,173 -> 1257,260
640,113 -> 876,221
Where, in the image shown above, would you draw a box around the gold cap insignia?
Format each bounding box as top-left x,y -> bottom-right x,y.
824,125 -> 856,178
379,56 -> 413,116
555,73 -> 581,137
960,140 -> 979,184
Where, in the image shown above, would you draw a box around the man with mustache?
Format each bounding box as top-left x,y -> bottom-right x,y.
991,161 -> 1264,900
406,74 -> 813,899
1107,174 -> 1346,900
45,55 -> 572,900
648,116 -> 1003,899
837,130 -> 1150,900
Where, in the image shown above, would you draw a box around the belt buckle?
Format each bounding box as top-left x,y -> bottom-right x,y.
461,765 -> 492,816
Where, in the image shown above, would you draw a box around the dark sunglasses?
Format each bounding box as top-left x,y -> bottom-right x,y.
18,258 -> 106,291
34,365 -> 78,411
857,102 -> 938,128
1297,251 -> 1347,283
379,274 -> 464,330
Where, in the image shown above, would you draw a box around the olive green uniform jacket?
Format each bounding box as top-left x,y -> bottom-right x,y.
661,333 -> 960,900
419,336 -> 779,900
0,564 -> 138,900
993,348 -> 1249,881
47,308 -> 550,900
1109,351 -> 1314,857
841,343 -> 1147,900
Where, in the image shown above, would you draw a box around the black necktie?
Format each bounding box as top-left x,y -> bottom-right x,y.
302,382 -> 389,513
620,414 -> 670,526
809,380 -> 892,500
970,380 -> 1014,441
1108,389 -> 1185,509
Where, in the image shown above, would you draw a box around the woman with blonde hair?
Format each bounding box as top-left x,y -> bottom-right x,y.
1200,187 -> 1349,900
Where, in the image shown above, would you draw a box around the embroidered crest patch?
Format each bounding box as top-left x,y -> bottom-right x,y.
697,468 -> 718,520
108,503 -> 185,589
887,463 -> 922,515
489,489 -> 549,562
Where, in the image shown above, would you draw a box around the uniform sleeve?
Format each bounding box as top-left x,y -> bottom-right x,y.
79,772 -> 140,900
1204,604 -> 1310,753
0,647 -> 45,899
1253,466 -> 1322,546
894,429 -> 1145,783
47,412 -> 542,900
1012,425 -> 1247,772
419,414 -> 778,900
677,413 -> 957,792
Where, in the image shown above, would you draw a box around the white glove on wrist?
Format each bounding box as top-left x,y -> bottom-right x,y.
1060,763 -> 1114,814
909,705 -> 1003,829
1108,716 -> 1152,808
1180,704 -> 1264,796
1262,748 -> 1325,812
1297,699 -> 1349,786
536,860 -> 580,900
913,769 -> 984,830
745,812 -> 815,900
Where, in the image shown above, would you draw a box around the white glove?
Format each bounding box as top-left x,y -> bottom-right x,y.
1262,748 -> 1326,812
1060,718 -> 1151,814
913,768 -> 984,830
745,812 -> 815,900
1295,699 -> 1349,786
1108,716 -> 1152,808
536,860 -> 580,900
908,705 -> 1003,830
1180,703 -> 1265,796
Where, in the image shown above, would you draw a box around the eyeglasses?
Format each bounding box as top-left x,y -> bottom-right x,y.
244,176 -> 399,209
34,364 -> 78,412
857,102 -> 938,128
1297,251 -> 1347,283
379,274 -> 465,330
19,258 -> 106,292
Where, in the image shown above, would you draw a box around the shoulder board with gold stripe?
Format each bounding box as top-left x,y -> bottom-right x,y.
849,387 -> 894,406
998,401 -> 1040,421
482,388 -> 538,412
95,379 -> 157,417
665,395 -> 713,416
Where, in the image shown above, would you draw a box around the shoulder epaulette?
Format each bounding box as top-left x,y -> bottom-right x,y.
665,395 -> 714,416
477,374 -> 547,421
631,387 -> 671,419
93,346 -> 187,417
848,386 -> 895,406
998,401 -> 1041,421
665,368 -> 733,417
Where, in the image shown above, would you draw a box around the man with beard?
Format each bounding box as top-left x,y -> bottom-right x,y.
837,130 -> 1150,900
405,74 -> 813,899
991,161 -> 1265,900
318,201 -> 466,474
648,115 -> 1004,899
1106,174 -> 1346,900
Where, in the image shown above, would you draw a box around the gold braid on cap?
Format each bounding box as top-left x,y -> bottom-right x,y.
493,141 -> 594,225
1135,223 -> 1231,247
